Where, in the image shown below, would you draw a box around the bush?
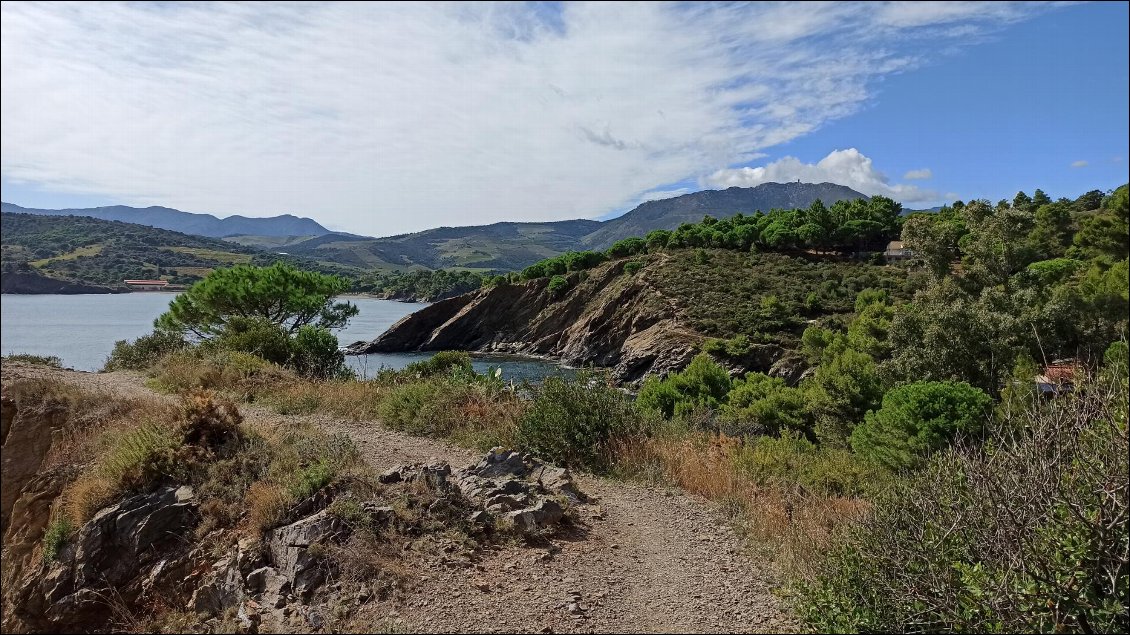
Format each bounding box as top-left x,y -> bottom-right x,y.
636,353 -> 732,419
547,275 -> 570,298
104,330 -> 187,371
204,317 -> 292,366
799,372 -> 1129,633
850,380 -> 991,471
517,372 -> 649,472
2,353 -> 64,368
623,260 -> 644,276
42,517 -> 74,562
730,431 -> 885,497
402,351 -> 474,378
721,373 -> 811,437
290,325 -> 351,380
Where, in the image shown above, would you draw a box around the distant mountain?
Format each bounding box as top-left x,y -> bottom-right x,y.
284,182 -> 869,271
0,212 -> 348,292
581,182 -> 869,249
286,219 -> 602,272
0,202 -> 332,239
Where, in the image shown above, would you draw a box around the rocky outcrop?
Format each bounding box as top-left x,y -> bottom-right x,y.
384,447 -> 585,534
9,486 -> 200,632
1,390 -> 69,535
347,259 -> 704,382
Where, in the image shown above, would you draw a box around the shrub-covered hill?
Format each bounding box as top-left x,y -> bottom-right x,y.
349,248 -> 909,382
0,212 -> 354,290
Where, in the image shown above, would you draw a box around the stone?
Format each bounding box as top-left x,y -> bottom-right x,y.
268,510 -> 345,598
379,466 -> 406,484
245,566 -> 271,593
505,499 -> 565,534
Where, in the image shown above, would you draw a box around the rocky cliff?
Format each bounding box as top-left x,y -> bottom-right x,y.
347,257 -> 706,382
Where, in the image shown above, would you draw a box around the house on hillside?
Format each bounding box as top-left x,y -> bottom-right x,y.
883,240 -> 913,261
1035,360 -> 1082,396
123,279 -> 169,291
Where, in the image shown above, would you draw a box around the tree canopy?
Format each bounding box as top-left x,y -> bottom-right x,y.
156,262 -> 358,339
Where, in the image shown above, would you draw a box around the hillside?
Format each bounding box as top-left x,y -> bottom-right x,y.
349,249 -> 906,381
287,182 -> 868,272
287,219 -> 602,271
0,212 -> 347,291
581,182 -> 868,249
0,202 -> 331,239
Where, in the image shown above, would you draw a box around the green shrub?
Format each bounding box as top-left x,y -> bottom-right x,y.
850,380 -> 991,471
402,351 -> 474,378
730,431 -> 885,497
721,373 -> 812,437
636,353 -> 732,419
547,275 -> 570,298
623,260 -> 644,276
42,517 -> 74,562
204,317 -> 292,366
3,353 -> 64,368
798,372 -> 1129,633
104,330 -> 187,371
517,372 -> 648,472
288,460 -> 335,499
290,325 -> 351,379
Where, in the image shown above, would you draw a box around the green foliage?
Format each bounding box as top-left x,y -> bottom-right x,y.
547,274 -> 570,298
607,237 -> 647,258
203,317 -> 293,366
42,517 -> 74,563
730,432 -> 887,497
104,330 -> 188,371
807,342 -> 883,444
290,325 -> 351,380
402,351 -> 474,379
851,381 -> 991,471
622,260 -> 644,276
156,262 -> 358,339
799,371 -> 1129,633
0,212 -> 338,287
516,372 -> 648,472
520,251 -> 607,280
2,353 -> 64,368
352,269 -> 484,300
287,460 -> 335,499
721,373 -> 811,437
636,353 -> 732,419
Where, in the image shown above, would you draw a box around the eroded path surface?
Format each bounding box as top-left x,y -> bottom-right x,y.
12,365 -> 796,633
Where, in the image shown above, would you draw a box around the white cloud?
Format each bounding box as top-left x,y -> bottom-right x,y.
1071,160 -> 1089,168
903,168 -> 933,180
704,149 -> 943,204
0,2 -> 1048,236
639,189 -> 691,202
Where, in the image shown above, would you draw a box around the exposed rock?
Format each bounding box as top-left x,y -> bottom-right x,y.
268,510 -> 345,599
346,261 -> 706,382
1,392 -> 68,535
766,351 -> 810,386
11,486 -> 200,632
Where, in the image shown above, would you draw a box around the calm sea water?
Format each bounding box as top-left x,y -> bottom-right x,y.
0,293 -> 566,381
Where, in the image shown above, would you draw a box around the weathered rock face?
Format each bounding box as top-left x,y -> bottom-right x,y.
9,486 -> 200,632
347,259 -> 704,382
1,390 -> 69,536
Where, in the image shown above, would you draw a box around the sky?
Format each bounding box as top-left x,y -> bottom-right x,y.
1,1 -> 1127,236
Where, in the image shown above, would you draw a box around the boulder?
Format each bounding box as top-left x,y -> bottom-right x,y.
268,510 -> 344,598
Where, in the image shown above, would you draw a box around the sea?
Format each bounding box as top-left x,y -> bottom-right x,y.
0,293 -> 567,382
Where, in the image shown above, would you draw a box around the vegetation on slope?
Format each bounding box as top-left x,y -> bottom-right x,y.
1,212 -> 352,288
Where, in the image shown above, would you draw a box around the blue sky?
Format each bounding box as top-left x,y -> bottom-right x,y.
2,2 -> 1127,235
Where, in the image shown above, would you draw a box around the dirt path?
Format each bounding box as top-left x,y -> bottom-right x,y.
9,365 -> 796,633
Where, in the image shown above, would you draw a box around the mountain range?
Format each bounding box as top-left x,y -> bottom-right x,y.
1,181 -> 869,272
0,202 -> 332,239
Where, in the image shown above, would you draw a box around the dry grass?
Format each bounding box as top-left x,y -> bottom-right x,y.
246,481 -> 292,536
614,428 -> 869,579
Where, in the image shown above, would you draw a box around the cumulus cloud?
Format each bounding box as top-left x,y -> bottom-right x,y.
704,149 -> 942,204
903,168 -> 933,180
1071,160 -> 1089,168
0,2 -> 1048,235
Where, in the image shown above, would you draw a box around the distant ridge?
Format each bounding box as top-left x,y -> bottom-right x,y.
280,181 -> 871,270
581,181 -> 869,249
0,202 -> 332,239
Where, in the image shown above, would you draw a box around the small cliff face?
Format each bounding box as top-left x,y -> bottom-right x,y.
348,258 -> 706,382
